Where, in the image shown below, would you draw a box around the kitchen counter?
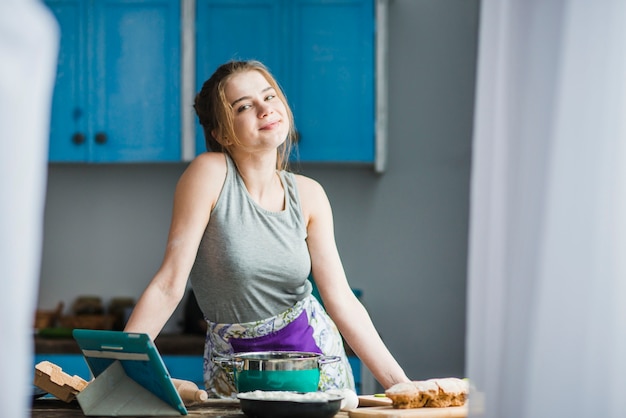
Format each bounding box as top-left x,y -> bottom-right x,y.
30,398 -> 244,418
30,398 -> 352,417
35,333 -> 206,355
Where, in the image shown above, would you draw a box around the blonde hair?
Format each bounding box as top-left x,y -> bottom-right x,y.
194,60 -> 296,171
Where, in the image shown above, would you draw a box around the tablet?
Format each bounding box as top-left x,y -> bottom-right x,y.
72,329 -> 187,415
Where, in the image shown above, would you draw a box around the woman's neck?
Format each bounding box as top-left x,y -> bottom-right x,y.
231,152 -> 284,211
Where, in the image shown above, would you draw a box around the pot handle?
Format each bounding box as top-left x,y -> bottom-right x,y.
213,356 -> 244,371
318,355 -> 341,366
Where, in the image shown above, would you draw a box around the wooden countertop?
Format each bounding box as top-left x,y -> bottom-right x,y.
31,398 -> 244,417
30,398 -> 352,417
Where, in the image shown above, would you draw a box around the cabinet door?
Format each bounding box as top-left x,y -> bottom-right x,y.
92,0 -> 181,162
289,0 -> 375,163
195,0 -> 283,154
46,0 -> 181,162
46,0 -> 90,161
194,0 -> 375,162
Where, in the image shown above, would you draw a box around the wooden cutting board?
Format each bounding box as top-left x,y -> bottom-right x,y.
348,405 -> 468,418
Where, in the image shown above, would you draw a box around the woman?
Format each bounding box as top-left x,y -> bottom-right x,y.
124,60 -> 410,397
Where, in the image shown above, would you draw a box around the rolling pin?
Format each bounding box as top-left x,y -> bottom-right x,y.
171,378 -> 208,404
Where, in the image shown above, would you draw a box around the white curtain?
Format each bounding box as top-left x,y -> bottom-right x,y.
0,1 -> 58,417
466,1 -> 626,417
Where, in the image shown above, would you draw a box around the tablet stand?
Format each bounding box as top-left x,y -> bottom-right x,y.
77,360 -> 183,416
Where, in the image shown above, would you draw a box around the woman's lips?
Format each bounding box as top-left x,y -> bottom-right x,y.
260,120 -> 281,130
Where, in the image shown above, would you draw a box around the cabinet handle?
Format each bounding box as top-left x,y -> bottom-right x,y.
72,132 -> 85,145
95,132 -> 107,144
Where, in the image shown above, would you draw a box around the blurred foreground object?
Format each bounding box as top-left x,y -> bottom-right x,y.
467,1 -> 626,417
0,1 -> 59,418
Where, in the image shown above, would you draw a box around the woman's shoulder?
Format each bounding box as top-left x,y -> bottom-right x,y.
187,152 -> 228,176
292,174 -> 330,222
293,173 -> 325,197
193,151 -> 228,166
178,152 -> 228,193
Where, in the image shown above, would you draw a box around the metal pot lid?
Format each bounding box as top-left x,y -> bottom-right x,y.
213,351 -> 341,371
231,351 -> 322,360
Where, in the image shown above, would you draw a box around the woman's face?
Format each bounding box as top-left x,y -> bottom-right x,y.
223,70 -> 290,153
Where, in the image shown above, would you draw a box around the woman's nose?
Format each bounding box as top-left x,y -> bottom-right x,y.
257,101 -> 273,117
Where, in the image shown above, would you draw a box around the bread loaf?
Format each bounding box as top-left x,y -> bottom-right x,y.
385,377 -> 468,409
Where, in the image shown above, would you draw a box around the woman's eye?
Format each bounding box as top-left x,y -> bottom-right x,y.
265,94 -> 275,101
237,104 -> 251,113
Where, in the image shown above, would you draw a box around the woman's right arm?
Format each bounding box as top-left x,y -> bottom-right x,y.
124,152 -> 226,340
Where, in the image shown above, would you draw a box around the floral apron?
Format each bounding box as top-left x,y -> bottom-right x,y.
202,295 -> 355,398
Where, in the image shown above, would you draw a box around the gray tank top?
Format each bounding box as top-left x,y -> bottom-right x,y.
190,154 -> 312,324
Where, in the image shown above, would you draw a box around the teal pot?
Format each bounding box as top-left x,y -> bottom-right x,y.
213,351 -> 340,393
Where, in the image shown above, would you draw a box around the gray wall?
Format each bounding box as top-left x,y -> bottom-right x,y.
38,0 -> 479,382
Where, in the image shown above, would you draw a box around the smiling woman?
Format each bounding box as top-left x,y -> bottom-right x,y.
123,60 -> 410,398
224,71 -> 291,158
194,61 -> 297,171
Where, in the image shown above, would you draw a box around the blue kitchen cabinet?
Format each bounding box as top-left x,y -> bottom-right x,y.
289,0 -> 375,163
45,0 -> 181,162
195,0 -> 284,79
195,0 -> 375,163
